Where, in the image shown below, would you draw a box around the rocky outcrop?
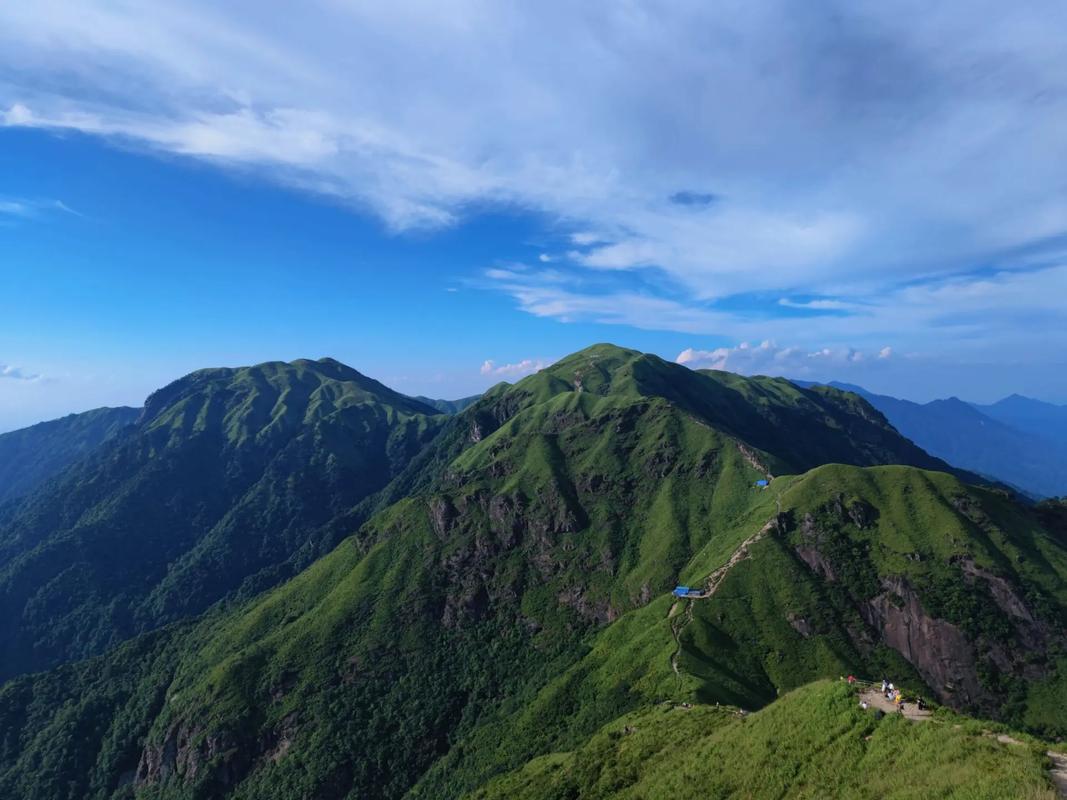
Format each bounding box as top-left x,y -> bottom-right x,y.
861,576 -> 986,707
957,557 -> 1035,623
135,712 -> 301,792
794,545 -> 836,581
135,720 -> 250,788
787,495 -> 1059,715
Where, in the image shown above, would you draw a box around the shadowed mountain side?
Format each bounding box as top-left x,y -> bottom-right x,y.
0,406 -> 140,507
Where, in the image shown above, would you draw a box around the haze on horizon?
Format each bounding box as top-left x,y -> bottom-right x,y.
2,1 -> 1067,432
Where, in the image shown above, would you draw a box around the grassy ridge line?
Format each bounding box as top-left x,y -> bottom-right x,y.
0,344 -> 1063,799
465,680 -> 1059,800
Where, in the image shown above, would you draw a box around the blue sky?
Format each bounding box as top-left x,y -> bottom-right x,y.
2,1 -> 1067,430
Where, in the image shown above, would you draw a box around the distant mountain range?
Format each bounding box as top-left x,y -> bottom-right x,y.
0,344 -> 1063,799
803,382 -> 1067,499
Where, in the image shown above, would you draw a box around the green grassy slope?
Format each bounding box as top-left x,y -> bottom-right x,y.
0,344 -> 1062,799
0,406 -> 140,506
672,465 -> 1067,727
0,358 -> 445,680
466,680 -> 1059,800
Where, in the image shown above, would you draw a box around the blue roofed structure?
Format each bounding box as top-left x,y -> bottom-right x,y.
755,479 -> 769,487
673,585 -> 703,598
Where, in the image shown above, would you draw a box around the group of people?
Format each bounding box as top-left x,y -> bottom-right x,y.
879,678 -> 928,712
846,674 -> 929,716
881,679 -> 906,711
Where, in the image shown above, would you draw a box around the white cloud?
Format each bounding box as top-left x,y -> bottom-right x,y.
0,196 -> 80,221
480,358 -> 553,379
778,297 -> 857,311
570,232 -> 602,247
676,341 -> 881,376
6,2 -> 1067,290
3,0 -> 1067,378
0,364 -> 41,381
485,262 -> 1067,362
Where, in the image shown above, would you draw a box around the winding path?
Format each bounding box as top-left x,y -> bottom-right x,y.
1048,752 -> 1067,799
668,517 -> 778,676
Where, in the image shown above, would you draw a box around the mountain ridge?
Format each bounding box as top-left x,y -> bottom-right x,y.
0,344 -> 1063,799
0,357 -> 447,680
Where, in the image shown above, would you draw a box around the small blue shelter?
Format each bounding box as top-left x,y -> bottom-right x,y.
673,585 -> 690,597
755,479 -> 769,488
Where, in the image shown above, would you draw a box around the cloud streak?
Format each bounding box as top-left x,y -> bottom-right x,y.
480,358 -> 553,379
676,341 -> 882,375
0,364 -> 41,381
0,195 -> 80,221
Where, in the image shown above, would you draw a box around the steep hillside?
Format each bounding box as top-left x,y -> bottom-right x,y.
693,371 -> 971,477
0,345 -> 1062,800
0,358 -> 445,680
467,681 -> 1060,800
0,406 -> 140,506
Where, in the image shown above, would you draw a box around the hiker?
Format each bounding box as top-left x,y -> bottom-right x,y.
881,678 -> 888,694
917,697 -> 927,711
847,674 -> 856,685
860,700 -> 869,710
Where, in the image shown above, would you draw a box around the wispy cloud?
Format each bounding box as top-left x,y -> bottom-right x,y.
0,196 -> 81,221
484,262 -> 1067,363
480,358 -> 553,379
0,364 -> 41,381
677,341 -> 883,375
3,2 -> 1067,367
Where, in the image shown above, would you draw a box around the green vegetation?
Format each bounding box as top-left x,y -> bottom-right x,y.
0,343 -> 1063,799
0,358 -> 445,679
468,681 -> 1059,800
0,405 -> 139,506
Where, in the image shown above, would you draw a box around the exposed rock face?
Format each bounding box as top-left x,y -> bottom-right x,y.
957,557 -> 1035,623
787,613 -> 814,638
135,720 -> 249,788
135,713 -> 301,792
557,586 -> 619,625
794,545 -> 837,582
430,484 -> 609,628
785,494 -> 1063,716
861,576 -> 986,707
791,530 -> 1059,715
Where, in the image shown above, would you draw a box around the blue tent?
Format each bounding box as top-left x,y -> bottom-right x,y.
755,479 -> 769,487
